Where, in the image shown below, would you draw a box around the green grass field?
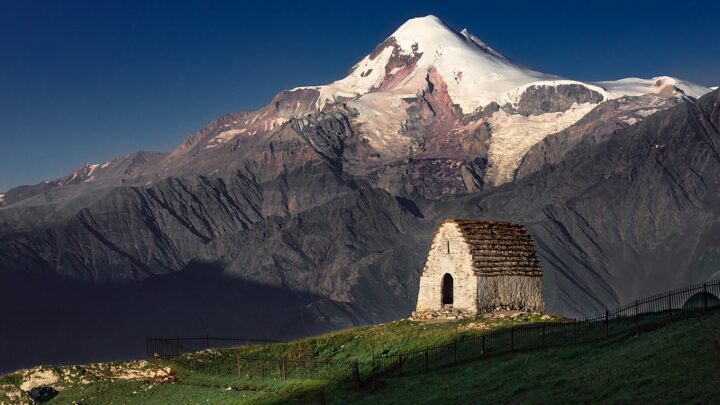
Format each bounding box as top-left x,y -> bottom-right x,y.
2,311 -> 719,404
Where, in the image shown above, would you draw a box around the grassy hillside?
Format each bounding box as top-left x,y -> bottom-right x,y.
2,311 -> 719,404
329,312 -> 720,404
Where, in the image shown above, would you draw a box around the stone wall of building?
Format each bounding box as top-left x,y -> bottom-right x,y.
476,275 -> 544,312
415,222 -> 477,314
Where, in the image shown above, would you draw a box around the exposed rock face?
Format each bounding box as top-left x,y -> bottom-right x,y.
400,69 -> 464,154
0,158 -> 367,283
514,95 -> 680,180
0,151 -> 167,209
364,158 -> 485,199
512,84 -> 605,116
199,189 -> 432,316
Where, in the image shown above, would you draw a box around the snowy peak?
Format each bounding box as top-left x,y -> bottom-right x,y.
388,15 -> 466,54
386,15 -> 516,68
309,15 -> 713,115
459,28 -> 510,63
311,15 -> 554,113
389,16 -> 505,59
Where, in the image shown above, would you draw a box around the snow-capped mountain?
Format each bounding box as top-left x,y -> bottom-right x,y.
1,15 -> 712,205
303,16 -> 707,112
299,15 -> 556,113
1,15 -> 719,371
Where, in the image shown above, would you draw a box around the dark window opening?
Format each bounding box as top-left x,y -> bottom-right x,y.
442,273 -> 454,305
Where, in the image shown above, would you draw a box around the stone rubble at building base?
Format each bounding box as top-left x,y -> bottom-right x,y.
412,306 -> 476,320
408,306 -> 552,321
411,305 -> 545,321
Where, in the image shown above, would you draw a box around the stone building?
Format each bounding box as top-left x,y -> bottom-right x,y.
414,220 -> 544,318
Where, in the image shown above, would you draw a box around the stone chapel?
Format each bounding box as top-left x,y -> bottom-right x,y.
414,220 -> 544,318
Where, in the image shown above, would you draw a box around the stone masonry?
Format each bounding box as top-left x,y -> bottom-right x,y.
414,220 -> 544,319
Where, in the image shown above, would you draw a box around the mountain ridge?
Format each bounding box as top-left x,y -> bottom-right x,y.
0,16 -> 711,206
1,15 -> 718,372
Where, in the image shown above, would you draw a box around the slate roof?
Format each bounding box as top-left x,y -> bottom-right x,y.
446,219 -> 542,277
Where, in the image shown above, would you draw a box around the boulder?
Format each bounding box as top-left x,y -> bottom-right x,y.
28,386 -> 58,402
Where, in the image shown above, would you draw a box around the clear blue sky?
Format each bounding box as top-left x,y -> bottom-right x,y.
1,0 -> 718,191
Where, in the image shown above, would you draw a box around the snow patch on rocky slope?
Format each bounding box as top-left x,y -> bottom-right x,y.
485,103 -> 598,185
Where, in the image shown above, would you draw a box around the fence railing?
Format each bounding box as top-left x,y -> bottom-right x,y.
147,336 -> 281,358
148,280 -> 720,384
173,354 -> 360,382
370,280 -> 720,378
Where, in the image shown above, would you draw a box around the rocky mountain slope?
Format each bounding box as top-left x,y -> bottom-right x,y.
0,15 -> 716,371
1,16 -> 709,209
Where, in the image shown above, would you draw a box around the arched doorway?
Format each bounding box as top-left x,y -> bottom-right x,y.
442,273 -> 453,306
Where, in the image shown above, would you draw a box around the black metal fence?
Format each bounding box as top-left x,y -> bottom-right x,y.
147,336 -> 281,358
173,354 -> 360,382
148,280 -> 720,384
231,357 -> 359,382
370,280 -> 720,378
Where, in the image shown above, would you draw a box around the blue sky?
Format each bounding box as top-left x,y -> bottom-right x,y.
1,0 -> 718,191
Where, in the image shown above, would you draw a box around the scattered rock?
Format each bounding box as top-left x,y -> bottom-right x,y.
20,368 -> 60,391
412,306 -> 475,321
106,361 -> 176,384
0,384 -> 24,403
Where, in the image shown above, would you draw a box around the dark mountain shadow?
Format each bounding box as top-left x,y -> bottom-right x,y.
0,263 -> 356,373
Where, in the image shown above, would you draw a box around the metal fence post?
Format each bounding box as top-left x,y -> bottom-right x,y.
604,310 -> 609,338
453,338 -> 457,367
634,300 -> 639,336
236,355 -> 240,377
282,359 -> 287,381
352,361 -> 360,388
482,335 -> 486,359
704,283 -> 709,311
667,294 -> 673,323
425,346 -> 429,373
399,353 -> 403,376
